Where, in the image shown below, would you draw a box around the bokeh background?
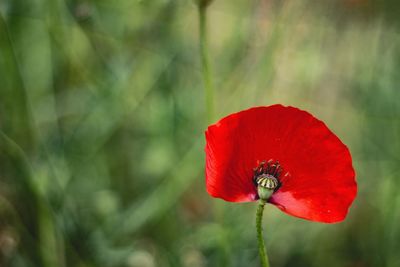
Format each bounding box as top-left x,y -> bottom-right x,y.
1,0 -> 400,266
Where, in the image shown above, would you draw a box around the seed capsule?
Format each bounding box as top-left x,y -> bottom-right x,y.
255,174 -> 279,190
253,160 -> 282,200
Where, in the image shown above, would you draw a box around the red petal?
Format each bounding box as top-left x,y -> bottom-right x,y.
205,105 -> 357,223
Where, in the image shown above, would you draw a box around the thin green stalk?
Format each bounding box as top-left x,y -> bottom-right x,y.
197,3 -> 227,266
256,200 -> 270,267
198,5 -> 215,124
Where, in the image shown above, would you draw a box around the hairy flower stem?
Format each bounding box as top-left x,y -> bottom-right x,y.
198,4 -> 215,124
256,200 -> 270,267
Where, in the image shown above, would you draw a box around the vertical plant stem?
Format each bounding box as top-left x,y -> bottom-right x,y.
198,3 -> 228,266
198,5 -> 215,124
256,200 -> 270,267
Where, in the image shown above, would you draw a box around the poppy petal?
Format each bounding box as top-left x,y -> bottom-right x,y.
205,104 -> 357,223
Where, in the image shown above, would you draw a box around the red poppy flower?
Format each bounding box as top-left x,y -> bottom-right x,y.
205,104 -> 357,223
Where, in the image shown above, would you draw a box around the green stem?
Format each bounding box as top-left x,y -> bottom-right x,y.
256,200 -> 270,267
198,5 -> 215,124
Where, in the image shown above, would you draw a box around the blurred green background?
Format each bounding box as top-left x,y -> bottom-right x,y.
1,0 -> 400,266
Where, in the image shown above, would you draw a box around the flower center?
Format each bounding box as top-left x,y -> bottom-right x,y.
255,174 -> 279,190
253,160 -> 282,200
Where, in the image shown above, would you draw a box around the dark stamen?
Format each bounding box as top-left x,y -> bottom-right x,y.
253,159 -> 283,192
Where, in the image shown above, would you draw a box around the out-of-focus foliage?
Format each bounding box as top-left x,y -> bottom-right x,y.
1,0 -> 400,266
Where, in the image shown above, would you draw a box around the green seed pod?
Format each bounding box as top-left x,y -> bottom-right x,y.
257,186 -> 274,201
255,174 -> 279,200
